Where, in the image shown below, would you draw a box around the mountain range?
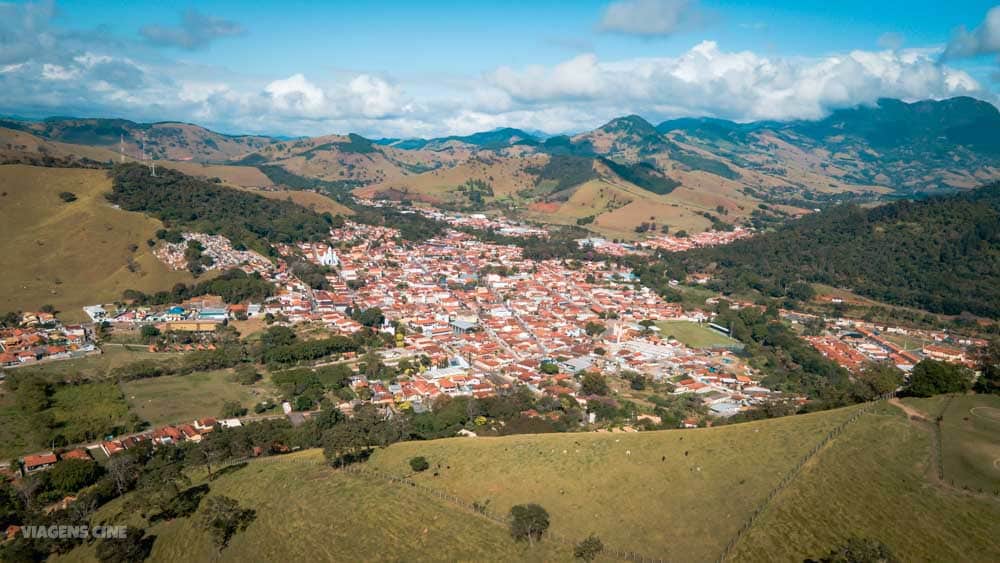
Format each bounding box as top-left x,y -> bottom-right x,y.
2,96 -> 998,239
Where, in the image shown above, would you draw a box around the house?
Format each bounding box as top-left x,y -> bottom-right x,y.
23,452 -> 58,473
59,449 -> 92,461
100,441 -> 125,457
193,417 -> 218,431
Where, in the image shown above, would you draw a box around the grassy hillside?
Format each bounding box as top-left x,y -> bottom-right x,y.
729,401 -> 1000,562
50,399 -> 1000,561
0,165 -> 196,320
367,407 -> 859,562
59,451 -> 569,562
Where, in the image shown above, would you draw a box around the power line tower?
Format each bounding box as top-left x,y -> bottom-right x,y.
141,132 -> 157,176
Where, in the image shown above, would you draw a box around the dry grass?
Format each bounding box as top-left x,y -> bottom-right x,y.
58,450 -> 569,562
0,165 -> 196,321
729,403 -> 1000,562
367,407 -> 859,562
158,161 -> 272,187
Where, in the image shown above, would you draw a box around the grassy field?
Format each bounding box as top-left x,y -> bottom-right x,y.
0,391 -> 34,460
10,347 -> 183,383
729,402 -> 1000,562
938,395 -> 1000,491
0,380 -> 133,458
0,165 -> 196,321
122,370 -> 274,426
367,407 -> 859,562
58,450 -> 569,562
656,320 -> 740,349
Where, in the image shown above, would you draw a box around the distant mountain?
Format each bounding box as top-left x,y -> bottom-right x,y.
5,97 -> 999,239
656,97 -> 1000,193
376,127 -> 539,151
0,117 -> 274,162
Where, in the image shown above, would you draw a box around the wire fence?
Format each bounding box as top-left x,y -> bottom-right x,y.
931,394 -> 956,482
714,392 -> 896,563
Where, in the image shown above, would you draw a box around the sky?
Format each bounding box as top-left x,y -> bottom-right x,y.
1,0 -> 999,138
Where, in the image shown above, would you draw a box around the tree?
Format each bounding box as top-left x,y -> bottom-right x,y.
409,456 -> 430,472
220,401 -> 247,418
234,365 -> 261,385
907,360 -> 973,397
509,504 -> 550,545
974,339 -> 1000,395
854,362 -> 903,400
787,281 -> 816,302
95,527 -> 155,563
199,495 -> 256,551
810,537 -> 899,563
47,459 -> 104,494
106,454 -> 139,496
140,325 -> 161,340
580,372 -> 610,396
58,191 -> 77,202
353,307 -> 385,327
261,325 -> 296,349
584,321 -> 606,337
574,534 -> 604,561
539,362 -> 559,375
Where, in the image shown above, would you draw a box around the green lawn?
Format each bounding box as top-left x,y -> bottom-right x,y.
122,370 -> 274,426
656,320 -> 740,349
57,450 -> 570,562
729,402 -> 1000,562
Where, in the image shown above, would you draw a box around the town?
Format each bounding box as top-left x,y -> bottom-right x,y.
2,203 -> 988,482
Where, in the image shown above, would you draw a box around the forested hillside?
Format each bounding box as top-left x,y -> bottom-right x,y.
108,164 -> 335,253
665,182 -> 1000,317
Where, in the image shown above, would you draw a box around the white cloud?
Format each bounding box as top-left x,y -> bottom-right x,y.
944,6 -> 1000,59
0,0 -> 994,139
347,75 -> 406,118
488,41 -> 983,123
265,73 -> 326,113
41,63 -> 78,80
600,0 -> 701,36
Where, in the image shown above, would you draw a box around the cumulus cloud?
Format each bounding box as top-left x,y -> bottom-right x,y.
0,0 -> 994,139
141,9 -> 244,50
489,41 -> 983,123
944,6 -> 1000,59
599,0 -> 702,36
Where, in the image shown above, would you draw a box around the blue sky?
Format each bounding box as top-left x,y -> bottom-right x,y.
2,0 -> 999,137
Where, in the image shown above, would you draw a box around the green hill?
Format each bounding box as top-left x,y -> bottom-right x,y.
58,400 -> 1000,562
663,182 -> 1000,317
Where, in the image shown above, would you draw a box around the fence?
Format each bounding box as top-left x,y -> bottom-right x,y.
340,464 -> 665,562
931,394 -> 956,481
714,392 -> 896,563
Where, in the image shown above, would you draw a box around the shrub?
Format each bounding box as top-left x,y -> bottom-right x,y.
409,456 -> 430,472
574,534 -> 604,561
